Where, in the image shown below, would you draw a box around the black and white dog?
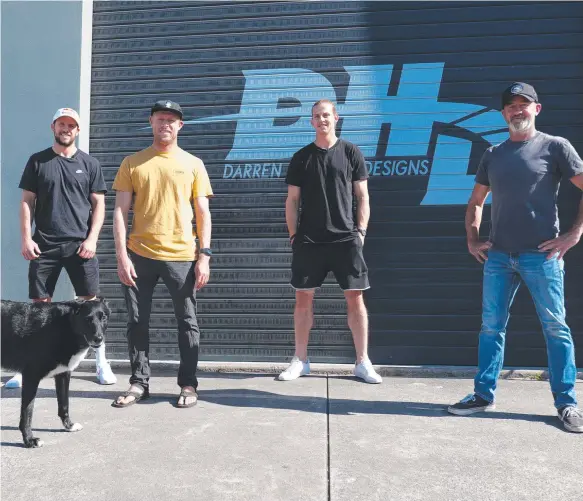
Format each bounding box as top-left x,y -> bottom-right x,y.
1,298 -> 110,448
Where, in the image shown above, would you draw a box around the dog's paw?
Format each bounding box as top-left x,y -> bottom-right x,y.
65,422 -> 83,432
61,417 -> 83,432
24,437 -> 44,448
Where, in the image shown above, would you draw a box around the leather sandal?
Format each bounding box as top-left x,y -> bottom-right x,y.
111,387 -> 150,408
175,386 -> 198,408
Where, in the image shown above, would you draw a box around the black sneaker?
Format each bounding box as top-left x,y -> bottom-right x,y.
448,393 -> 495,416
557,406 -> 583,433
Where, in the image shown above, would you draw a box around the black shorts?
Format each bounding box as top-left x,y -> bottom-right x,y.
290,238 -> 370,291
28,242 -> 100,299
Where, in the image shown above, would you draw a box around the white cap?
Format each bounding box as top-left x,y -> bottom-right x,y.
52,108 -> 80,126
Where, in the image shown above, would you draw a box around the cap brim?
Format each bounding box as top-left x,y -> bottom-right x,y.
53,114 -> 80,125
502,93 -> 536,106
151,107 -> 183,118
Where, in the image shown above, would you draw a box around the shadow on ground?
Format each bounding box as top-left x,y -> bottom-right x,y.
1,383 -> 560,430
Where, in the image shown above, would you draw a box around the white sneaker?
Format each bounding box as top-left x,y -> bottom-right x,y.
353,359 -> 383,384
278,356 -> 310,381
96,363 -> 117,385
5,373 -> 22,389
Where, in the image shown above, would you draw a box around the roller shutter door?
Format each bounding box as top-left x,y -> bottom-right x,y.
91,1 -> 583,365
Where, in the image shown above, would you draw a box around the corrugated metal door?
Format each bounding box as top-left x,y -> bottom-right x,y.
91,1 -> 583,365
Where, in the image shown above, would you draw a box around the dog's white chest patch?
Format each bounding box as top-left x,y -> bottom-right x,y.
45,348 -> 90,377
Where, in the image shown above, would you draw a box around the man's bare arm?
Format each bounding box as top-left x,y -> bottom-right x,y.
113,191 -> 137,286
113,192 -> 132,257
194,196 -> 212,249
567,173 -> 583,239
20,190 -> 41,260
194,196 -> 212,290
538,173 -> 583,259
465,183 -> 492,263
78,192 -> 105,259
353,180 -> 370,235
285,185 -> 301,242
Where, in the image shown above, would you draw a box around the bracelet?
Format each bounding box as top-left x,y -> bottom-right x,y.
289,234 -> 296,242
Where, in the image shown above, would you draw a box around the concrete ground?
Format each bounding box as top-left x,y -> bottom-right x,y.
1,370 -> 582,501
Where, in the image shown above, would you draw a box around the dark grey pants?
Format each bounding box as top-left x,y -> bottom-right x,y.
123,250 -> 200,390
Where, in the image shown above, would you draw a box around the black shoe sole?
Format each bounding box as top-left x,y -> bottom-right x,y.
447,403 -> 495,416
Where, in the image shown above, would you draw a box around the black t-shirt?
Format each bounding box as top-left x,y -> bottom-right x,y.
19,148 -> 107,248
285,139 -> 368,243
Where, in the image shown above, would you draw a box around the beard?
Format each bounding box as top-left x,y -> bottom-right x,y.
54,133 -> 75,147
508,117 -> 531,133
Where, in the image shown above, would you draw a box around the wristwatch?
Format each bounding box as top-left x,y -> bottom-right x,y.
199,248 -> 213,257
357,228 -> 367,237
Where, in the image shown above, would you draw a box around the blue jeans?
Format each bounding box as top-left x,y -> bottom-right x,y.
474,250 -> 578,409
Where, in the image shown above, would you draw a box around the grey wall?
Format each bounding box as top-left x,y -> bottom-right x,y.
1,1 -> 85,301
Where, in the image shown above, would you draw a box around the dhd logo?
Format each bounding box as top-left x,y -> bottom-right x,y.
185,62 -> 508,205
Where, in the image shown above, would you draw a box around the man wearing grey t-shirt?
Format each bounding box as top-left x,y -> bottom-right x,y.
448,82 -> 583,433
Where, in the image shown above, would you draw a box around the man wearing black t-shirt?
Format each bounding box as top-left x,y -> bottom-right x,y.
4,108 -> 116,388
278,100 -> 382,384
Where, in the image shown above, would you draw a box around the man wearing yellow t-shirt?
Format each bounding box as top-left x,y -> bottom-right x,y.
111,100 -> 213,409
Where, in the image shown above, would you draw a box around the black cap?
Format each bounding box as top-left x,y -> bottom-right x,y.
151,100 -> 183,119
501,82 -> 538,107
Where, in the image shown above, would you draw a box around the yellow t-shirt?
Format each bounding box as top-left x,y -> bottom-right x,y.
112,146 -> 213,261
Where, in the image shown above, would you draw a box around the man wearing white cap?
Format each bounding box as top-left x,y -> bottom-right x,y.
4,108 -> 117,388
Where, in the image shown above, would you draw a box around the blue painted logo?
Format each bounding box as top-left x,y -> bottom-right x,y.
185,63 -> 508,205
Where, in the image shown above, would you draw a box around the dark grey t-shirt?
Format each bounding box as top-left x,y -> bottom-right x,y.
475,132 -> 583,252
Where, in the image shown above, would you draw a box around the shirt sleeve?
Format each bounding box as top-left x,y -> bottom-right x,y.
192,160 -> 214,198
18,155 -> 38,193
89,158 -> 107,194
112,157 -> 134,192
475,147 -> 492,186
285,152 -> 304,187
351,144 -> 368,181
553,138 -> 583,179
